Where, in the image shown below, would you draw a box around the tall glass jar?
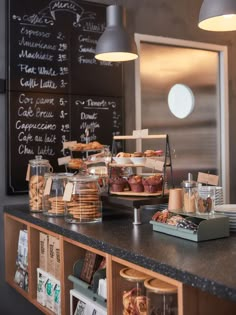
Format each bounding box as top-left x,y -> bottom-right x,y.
43,173 -> 73,216
64,175 -> 102,223
144,278 -> 178,315
28,155 -> 52,212
120,267 -> 149,315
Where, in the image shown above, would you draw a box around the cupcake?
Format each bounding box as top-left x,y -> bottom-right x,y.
110,177 -> 128,192
142,175 -> 163,193
128,175 -> 144,193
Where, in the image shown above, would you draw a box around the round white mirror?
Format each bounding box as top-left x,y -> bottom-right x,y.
168,84 -> 195,119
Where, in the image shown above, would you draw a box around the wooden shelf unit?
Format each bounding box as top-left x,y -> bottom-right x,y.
4,212 -> 236,315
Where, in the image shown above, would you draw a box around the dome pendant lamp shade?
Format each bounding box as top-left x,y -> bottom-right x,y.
199,0 -> 236,31
95,5 -> 138,62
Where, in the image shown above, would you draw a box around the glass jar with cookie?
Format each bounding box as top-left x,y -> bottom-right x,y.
64,174 -> 102,223
43,173 -> 73,217
28,155 -> 52,212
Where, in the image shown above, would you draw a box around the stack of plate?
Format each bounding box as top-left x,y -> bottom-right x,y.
215,204 -> 236,232
215,186 -> 224,206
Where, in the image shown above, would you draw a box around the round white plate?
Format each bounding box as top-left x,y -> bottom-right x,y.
215,204 -> 236,212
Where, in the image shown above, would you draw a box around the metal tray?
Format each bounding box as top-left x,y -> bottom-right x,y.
150,213 -> 229,242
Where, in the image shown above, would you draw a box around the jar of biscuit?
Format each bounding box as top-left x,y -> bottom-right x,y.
28,155 -> 52,212
144,278 -> 178,315
43,173 -> 73,217
64,175 -> 102,223
120,268 -> 149,315
182,173 -> 197,214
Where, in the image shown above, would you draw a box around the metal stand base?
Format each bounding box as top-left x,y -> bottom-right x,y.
133,207 -> 141,225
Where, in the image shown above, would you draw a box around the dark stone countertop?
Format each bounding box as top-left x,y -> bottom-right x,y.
4,204 -> 236,303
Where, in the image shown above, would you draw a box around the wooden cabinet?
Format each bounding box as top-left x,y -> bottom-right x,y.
5,212 -> 236,315
4,213 -> 181,315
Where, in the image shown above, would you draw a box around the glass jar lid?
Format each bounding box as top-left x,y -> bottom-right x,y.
144,278 -> 177,294
68,174 -> 99,183
29,155 -> 49,166
49,172 -> 74,180
182,172 -> 197,188
120,268 -> 148,282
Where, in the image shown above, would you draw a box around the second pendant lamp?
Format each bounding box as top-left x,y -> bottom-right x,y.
95,5 -> 138,62
199,0 -> 236,31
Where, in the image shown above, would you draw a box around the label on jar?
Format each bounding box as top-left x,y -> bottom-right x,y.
63,182 -> 73,201
44,177 -> 52,196
197,172 -> 218,186
25,164 -> 30,181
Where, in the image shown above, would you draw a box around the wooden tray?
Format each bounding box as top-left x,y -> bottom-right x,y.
109,190 -> 164,197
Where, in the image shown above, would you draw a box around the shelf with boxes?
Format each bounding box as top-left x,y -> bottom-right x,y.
4,212 -> 181,315
5,207 -> 236,315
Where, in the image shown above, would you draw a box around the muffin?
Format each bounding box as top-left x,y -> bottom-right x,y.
109,177 -> 128,192
128,175 -> 144,192
142,174 -> 163,193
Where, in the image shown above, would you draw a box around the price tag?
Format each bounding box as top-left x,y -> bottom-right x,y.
197,172 -> 219,186
63,182 -> 73,201
58,156 -> 71,166
63,141 -> 77,149
132,129 -> 149,137
145,158 -> 164,171
44,177 -> 52,196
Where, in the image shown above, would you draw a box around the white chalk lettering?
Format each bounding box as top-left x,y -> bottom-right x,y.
81,112 -> 98,120
18,144 -> 34,155
18,106 -> 34,118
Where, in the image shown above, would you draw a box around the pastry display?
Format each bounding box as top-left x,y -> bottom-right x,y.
67,158 -> 85,170
128,175 -> 144,192
116,152 -> 132,157
142,174 -> 163,193
131,152 -> 144,157
69,141 -> 104,151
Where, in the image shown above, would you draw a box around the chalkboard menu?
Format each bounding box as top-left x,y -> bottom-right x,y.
7,0 -> 123,194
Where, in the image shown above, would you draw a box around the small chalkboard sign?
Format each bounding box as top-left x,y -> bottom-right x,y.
7,0 -> 123,194
71,96 -> 123,146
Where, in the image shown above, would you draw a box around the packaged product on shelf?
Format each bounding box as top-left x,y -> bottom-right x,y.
14,229 -> 28,291
16,229 -> 28,270
55,237 -> 61,280
48,235 -> 57,277
37,268 -> 48,307
98,278 -> 107,299
71,289 -> 107,315
79,251 -> 104,284
54,279 -> 61,315
39,232 -> 48,272
45,274 -> 57,312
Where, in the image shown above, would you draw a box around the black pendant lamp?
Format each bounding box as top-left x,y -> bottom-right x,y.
95,5 -> 138,62
199,0 -> 236,31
